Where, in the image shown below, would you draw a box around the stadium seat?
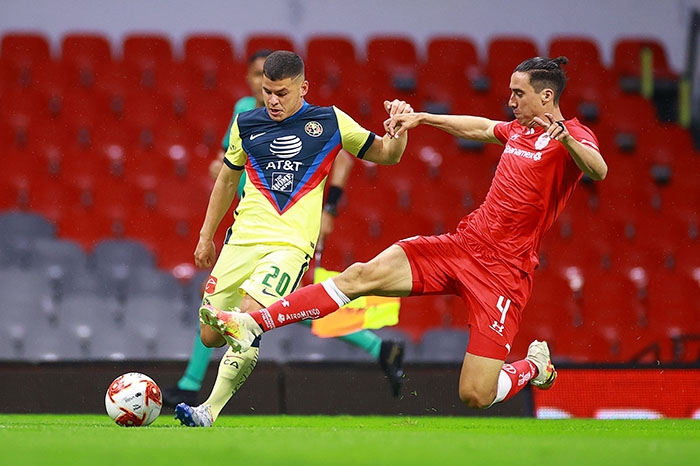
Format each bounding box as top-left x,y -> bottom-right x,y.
612,37 -> 677,93
60,33 -> 113,89
546,36 -> 611,123
414,328 -> 469,363
1,32 -> 52,66
481,36 -> 539,94
365,35 -> 420,92
394,295 -> 452,343
305,35 -> 361,111
29,237 -> 89,301
0,87 -> 50,127
0,33 -> 52,89
363,35 -> 420,126
419,36 -> 481,109
121,34 -> 173,91
0,210 -> 56,242
183,34 -> 239,93
184,34 -> 236,71
0,267 -> 53,340
284,323 -> 373,362
645,267 -> 700,362
244,34 -> 296,59
92,237 -> 156,271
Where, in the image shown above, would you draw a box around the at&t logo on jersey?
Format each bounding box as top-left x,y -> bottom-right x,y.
270,135 -> 302,159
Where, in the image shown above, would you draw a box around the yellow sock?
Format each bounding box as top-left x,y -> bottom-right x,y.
202,345 -> 258,420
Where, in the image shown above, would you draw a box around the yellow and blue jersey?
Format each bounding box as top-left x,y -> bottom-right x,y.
224,101 -> 374,256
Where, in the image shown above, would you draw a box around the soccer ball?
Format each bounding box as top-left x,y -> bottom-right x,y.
105,372 -> 162,427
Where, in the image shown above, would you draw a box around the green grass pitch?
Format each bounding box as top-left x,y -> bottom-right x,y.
2,414 -> 699,466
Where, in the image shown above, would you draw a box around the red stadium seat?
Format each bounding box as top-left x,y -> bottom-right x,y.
183,34 -> 240,94
60,33 -> 113,89
305,35 -> 361,111
184,34 -> 235,70
547,36 -> 612,124
612,37 -> 678,92
482,36 -> 539,95
419,36 -> 481,110
1,32 -> 51,67
244,34 -> 296,59
360,36 -> 420,126
121,33 -> 173,66
121,34 -> 173,90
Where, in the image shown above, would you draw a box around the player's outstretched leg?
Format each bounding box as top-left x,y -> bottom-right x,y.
379,340 -> 405,397
174,403 -> 213,428
526,340 -> 557,389
199,304 -> 262,352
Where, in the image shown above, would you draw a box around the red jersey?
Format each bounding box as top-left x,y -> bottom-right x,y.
457,118 -> 599,273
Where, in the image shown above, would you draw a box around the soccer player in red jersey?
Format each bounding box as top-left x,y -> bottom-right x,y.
201,56 -> 608,409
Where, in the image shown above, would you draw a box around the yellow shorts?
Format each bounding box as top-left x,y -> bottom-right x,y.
203,243 -> 311,310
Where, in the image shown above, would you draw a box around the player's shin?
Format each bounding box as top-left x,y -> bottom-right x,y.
488,359 -> 537,407
252,280 -> 350,331
202,343 -> 259,420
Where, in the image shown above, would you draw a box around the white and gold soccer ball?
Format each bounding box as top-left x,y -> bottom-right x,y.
105,372 -> 162,427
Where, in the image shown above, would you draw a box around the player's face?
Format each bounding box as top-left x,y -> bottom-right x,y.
262,74 -> 308,122
508,71 -> 548,127
247,57 -> 267,107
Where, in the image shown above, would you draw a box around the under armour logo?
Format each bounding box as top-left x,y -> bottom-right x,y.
281,298 -> 290,308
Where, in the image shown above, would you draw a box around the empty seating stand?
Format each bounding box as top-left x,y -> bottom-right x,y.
1,31 -> 697,364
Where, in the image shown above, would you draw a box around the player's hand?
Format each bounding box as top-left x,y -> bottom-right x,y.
532,113 -> 569,142
385,112 -> 422,138
384,99 -> 413,116
194,237 -> 217,268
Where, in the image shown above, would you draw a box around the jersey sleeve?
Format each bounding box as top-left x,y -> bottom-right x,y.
568,123 -> 601,152
223,115 -> 246,170
333,106 -> 375,159
493,120 -> 514,144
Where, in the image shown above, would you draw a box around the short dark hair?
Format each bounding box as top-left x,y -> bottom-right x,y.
263,50 -> 305,81
514,56 -> 568,104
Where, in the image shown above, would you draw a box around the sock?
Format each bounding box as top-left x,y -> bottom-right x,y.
177,331 -> 213,392
251,280 -> 350,331
202,345 -> 259,420
298,320 -> 382,359
489,359 -> 538,407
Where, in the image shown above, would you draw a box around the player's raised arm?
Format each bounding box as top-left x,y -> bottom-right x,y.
532,113 -> 608,181
362,99 -> 413,165
387,112 -> 501,144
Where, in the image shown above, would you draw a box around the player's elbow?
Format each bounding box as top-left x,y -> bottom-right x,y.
587,163 -> 608,181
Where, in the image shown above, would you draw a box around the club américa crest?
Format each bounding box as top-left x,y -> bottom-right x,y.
305,121 -> 323,137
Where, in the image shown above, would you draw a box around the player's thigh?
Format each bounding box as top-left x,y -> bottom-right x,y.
240,246 -> 311,307
336,244 -> 413,297
204,244 -> 265,311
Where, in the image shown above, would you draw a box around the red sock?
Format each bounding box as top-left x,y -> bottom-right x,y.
248,282 -> 344,331
497,359 -> 538,403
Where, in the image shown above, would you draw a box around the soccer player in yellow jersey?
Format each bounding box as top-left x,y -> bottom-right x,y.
175,50 -> 412,426
164,50 -> 406,410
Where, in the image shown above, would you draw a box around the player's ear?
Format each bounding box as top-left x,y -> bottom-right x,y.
541,88 -> 554,106
300,80 -> 309,97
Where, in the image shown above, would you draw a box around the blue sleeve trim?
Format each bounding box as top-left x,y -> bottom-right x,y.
356,132 -> 376,160
224,158 -> 244,171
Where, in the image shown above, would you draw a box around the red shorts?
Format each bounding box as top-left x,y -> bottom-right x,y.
397,232 -> 533,360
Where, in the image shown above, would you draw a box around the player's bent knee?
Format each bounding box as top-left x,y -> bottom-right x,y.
458,385 -> 495,410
